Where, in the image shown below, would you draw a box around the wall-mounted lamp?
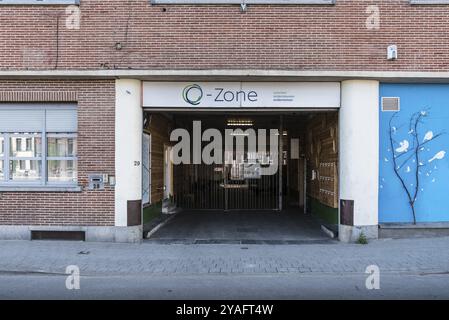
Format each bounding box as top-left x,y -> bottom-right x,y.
114,42 -> 123,50
387,44 -> 398,60
240,2 -> 247,12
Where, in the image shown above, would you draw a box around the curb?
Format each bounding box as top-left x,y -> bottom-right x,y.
145,212 -> 179,239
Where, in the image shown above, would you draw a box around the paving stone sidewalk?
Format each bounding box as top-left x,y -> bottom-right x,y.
0,237 -> 448,276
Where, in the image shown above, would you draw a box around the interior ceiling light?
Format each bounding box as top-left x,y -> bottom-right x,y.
226,119 -> 254,127
275,131 -> 288,136
230,132 -> 250,136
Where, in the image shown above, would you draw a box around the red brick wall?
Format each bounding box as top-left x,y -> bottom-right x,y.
1,0 -> 448,72
0,80 -> 115,226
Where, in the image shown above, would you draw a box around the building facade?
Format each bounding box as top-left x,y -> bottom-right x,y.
0,0 -> 448,242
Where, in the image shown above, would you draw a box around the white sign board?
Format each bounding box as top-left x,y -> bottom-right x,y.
142,82 -> 340,109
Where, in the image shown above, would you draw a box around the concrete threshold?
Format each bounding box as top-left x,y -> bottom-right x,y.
144,238 -> 335,245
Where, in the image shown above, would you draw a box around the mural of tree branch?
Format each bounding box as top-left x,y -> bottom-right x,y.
388,109 -> 446,224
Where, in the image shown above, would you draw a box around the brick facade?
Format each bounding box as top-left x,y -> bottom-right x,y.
0,80 -> 115,226
0,1 -> 448,233
0,0 -> 448,72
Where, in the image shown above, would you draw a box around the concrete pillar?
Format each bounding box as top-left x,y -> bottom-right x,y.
339,80 -> 379,242
115,79 -> 142,228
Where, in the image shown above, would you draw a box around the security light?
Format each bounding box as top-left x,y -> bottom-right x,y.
387,45 -> 398,60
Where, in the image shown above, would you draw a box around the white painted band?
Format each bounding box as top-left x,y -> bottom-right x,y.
2,70 -> 449,82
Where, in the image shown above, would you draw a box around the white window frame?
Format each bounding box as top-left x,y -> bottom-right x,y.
0,0 -> 79,4
0,104 -> 78,189
0,136 -> 4,181
7,132 -> 43,185
150,0 -> 335,4
410,0 -> 449,4
46,133 -> 78,185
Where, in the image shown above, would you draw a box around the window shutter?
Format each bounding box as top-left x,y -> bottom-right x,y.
46,108 -> 78,132
0,104 -> 77,133
0,109 -> 44,132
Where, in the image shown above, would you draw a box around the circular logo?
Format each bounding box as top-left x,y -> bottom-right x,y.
182,84 -> 203,106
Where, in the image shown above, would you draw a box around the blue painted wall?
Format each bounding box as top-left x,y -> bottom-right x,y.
379,84 -> 449,223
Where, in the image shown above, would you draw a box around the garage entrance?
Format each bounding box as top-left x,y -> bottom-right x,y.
142,110 -> 339,242
140,81 -> 340,241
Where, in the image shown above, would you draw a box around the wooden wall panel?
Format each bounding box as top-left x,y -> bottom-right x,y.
306,113 -> 339,208
145,113 -> 173,205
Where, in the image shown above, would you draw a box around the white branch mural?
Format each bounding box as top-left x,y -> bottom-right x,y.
387,109 -> 446,224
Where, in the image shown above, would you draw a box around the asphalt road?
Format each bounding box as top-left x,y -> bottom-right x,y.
1,272 -> 448,300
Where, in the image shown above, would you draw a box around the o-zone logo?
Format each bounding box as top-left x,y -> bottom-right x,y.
182,84 -> 203,105
182,84 -> 259,106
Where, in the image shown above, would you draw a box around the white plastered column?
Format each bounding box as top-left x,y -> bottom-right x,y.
339,80 -> 379,242
115,79 -> 142,227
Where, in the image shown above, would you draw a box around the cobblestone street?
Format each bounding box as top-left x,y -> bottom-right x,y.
0,237 -> 448,276
1,237 -> 449,299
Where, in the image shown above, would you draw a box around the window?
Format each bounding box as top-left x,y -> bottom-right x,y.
0,0 -> 79,5
150,0 -> 335,4
0,136 -> 4,180
47,134 -> 78,183
410,0 -> 449,4
0,104 -> 78,187
9,133 -> 42,182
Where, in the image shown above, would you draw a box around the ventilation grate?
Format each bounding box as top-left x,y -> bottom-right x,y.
382,97 -> 400,112
31,230 -> 85,241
